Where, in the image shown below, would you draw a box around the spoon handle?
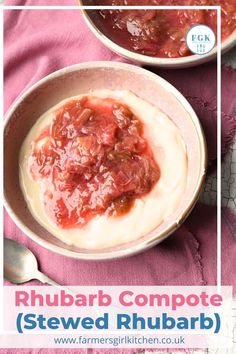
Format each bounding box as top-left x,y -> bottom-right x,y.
35,270 -> 75,295
35,270 -> 62,288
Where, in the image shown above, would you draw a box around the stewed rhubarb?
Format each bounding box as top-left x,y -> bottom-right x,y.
95,0 -> 236,58
28,97 -> 160,229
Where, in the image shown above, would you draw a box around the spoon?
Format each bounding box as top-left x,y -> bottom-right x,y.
4,239 -> 137,334
4,238 -> 61,287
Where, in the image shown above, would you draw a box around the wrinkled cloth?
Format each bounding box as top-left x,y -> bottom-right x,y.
6,0 -> 75,5
3,5 -> 236,354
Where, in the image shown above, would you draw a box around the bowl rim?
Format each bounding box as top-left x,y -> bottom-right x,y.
79,4 -> 236,67
4,61 -> 207,260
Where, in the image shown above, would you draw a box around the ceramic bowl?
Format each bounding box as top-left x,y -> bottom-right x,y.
79,2 -> 236,68
4,62 -> 207,260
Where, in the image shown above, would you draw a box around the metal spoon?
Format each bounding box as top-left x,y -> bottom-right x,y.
4,238 -> 61,287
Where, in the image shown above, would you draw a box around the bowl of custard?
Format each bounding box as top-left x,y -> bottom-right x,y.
4,62 -> 206,259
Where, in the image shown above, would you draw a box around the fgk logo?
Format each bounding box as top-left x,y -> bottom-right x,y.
186,24 -> 216,55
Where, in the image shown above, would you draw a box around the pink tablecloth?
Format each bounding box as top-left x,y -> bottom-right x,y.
3,6 -> 236,354
3,3 -> 236,354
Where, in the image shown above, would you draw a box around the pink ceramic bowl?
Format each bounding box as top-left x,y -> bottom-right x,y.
4,62 -> 207,260
79,3 -> 236,68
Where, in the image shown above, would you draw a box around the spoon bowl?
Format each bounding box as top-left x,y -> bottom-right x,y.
4,238 -> 61,287
4,238 -> 38,284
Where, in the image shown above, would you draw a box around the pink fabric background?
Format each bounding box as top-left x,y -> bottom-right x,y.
3,4 -> 236,353
4,1 -> 236,292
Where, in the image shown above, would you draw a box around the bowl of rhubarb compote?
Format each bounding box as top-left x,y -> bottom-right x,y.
79,0 -> 236,68
4,62 -> 206,259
